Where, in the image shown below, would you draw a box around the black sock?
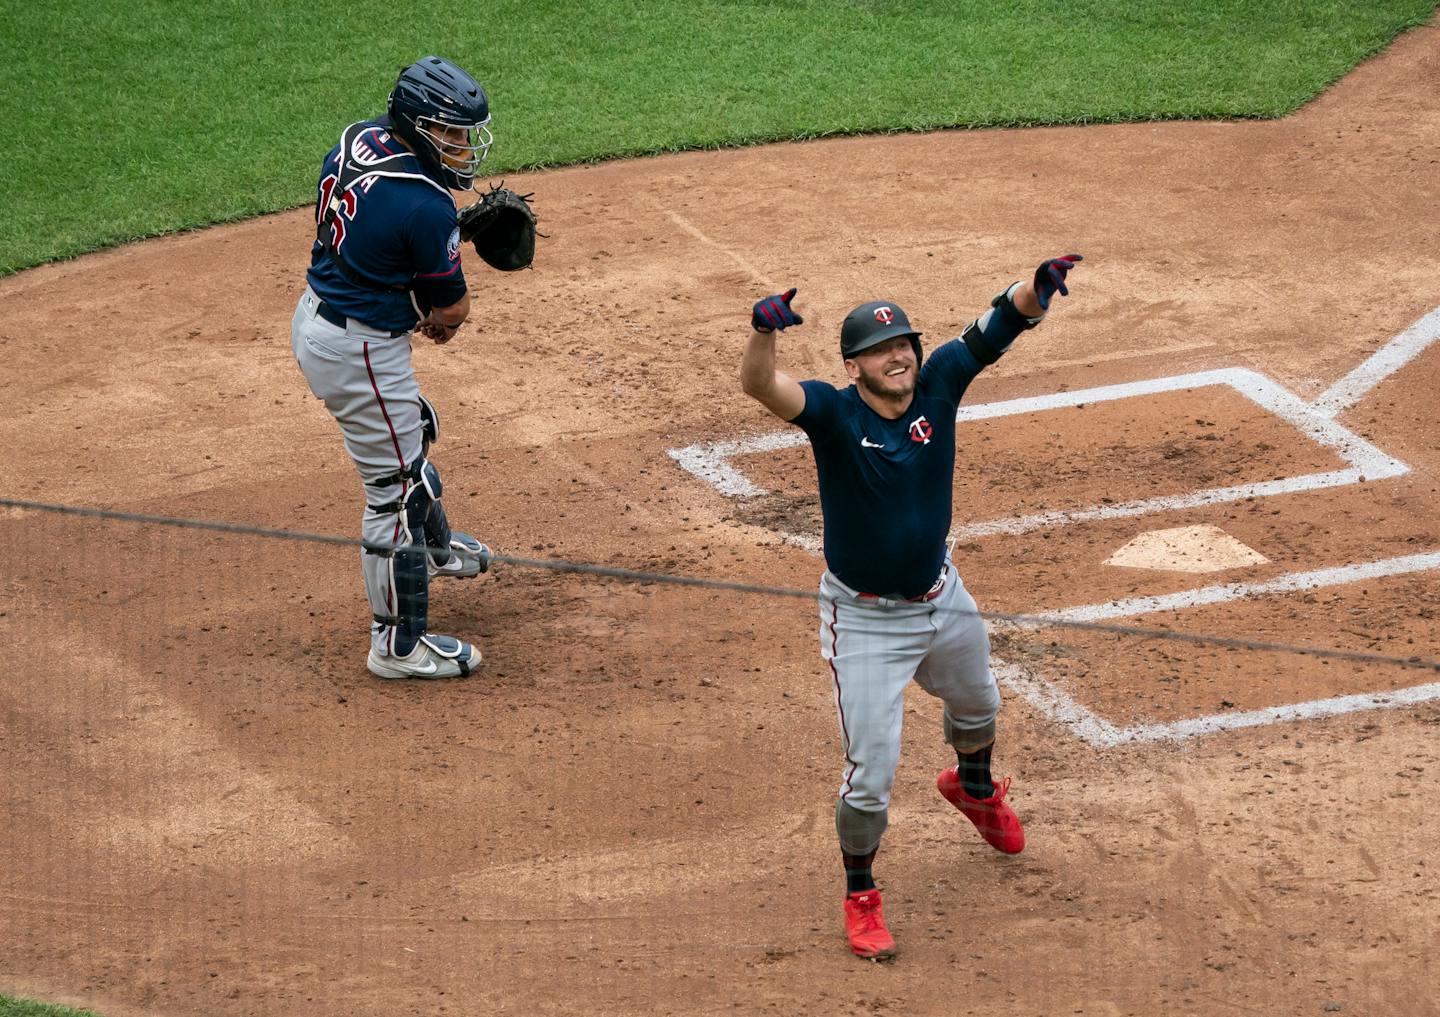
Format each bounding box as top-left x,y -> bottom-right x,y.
956,742 -> 995,799
843,850 -> 877,895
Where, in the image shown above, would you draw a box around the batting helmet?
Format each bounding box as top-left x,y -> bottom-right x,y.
387,56 -> 492,191
840,301 -> 924,367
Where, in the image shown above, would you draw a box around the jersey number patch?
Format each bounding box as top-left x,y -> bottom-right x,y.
317,173 -> 359,250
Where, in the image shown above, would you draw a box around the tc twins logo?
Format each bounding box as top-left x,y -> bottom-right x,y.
873,306 -> 895,325
350,130 -> 390,166
908,415 -> 933,445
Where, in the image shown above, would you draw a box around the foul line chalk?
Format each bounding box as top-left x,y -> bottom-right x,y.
1313,305 -> 1440,419
664,210 -> 776,291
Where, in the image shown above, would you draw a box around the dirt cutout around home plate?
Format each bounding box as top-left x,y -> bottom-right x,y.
2,21 -> 1439,1017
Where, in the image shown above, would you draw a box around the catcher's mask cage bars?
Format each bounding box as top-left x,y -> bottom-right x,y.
3,496 -> 1438,679
416,115 -> 492,187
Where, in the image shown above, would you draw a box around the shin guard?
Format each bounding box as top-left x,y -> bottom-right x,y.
362,468 -> 435,656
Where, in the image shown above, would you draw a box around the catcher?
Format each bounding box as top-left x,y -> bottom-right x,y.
290,56 -> 538,680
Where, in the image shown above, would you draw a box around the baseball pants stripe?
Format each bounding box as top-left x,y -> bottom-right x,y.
818,562 -> 1000,814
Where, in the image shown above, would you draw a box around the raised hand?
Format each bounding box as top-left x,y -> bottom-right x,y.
1033,254 -> 1083,310
752,288 -> 804,333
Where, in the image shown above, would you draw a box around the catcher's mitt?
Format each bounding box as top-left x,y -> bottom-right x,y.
457,184 -> 538,272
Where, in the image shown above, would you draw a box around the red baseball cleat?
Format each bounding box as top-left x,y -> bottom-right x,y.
843,890 -> 897,960
937,768 -> 1026,854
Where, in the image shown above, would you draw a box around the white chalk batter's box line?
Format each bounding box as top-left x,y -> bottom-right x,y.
991,549 -> 1440,746
665,307 -> 1440,742
667,366 -> 1411,550
996,661 -> 1440,748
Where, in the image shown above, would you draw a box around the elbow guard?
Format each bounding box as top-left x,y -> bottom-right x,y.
961,282 -> 1045,366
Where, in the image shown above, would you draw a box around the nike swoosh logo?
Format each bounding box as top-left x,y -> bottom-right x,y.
860,437 -> 885,449
412,658 -> 439,675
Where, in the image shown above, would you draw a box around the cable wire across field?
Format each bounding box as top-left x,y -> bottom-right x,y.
3,496 -> 1437,675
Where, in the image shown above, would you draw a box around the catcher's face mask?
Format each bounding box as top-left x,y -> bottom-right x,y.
418,116 -> 493,189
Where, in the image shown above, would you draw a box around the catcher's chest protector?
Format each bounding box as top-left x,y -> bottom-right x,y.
317,122 -> 449,292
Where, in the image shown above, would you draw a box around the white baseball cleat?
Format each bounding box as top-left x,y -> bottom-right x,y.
367,634 -> 481,679
428,533 -> 491,579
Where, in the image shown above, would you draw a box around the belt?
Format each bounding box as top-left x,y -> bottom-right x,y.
858,569 -> 948,604
316,299 -> 406,338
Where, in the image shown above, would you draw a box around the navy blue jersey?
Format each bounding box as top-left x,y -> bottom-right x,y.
792,338 -> 989,598
305,120 -> 467,333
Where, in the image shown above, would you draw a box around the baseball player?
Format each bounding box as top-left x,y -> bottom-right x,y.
291,56 -> 496,680
739,254 -> 1083,959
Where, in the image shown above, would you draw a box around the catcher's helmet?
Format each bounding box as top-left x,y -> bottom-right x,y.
388,56 -> 492,191
840,301 -> 924,367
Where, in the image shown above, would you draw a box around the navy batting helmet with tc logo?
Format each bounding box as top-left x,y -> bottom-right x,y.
840,300 -> 924,367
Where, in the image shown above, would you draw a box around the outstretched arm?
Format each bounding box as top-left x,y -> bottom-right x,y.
741,329 -> 806,421
740,288 -> 807,421
960,254 -> 1083,366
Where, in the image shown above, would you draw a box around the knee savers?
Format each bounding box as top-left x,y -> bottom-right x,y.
419,394 -> 440,457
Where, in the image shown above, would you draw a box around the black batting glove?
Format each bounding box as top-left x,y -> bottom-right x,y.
752,288 -> 803,332
1033,254 -> 1083,310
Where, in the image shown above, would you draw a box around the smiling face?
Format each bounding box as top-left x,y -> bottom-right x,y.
845,335 -> 919,406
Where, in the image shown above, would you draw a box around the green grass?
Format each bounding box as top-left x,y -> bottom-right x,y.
0,0 -> 1433,274
0,996 -> 100,1017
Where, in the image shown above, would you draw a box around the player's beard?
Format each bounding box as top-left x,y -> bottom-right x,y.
855,361 -> 916,402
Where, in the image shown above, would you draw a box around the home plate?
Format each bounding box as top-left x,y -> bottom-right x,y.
1105,525 -> 1269,573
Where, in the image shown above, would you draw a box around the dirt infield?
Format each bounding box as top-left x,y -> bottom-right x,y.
3,23 -> 1439,1017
